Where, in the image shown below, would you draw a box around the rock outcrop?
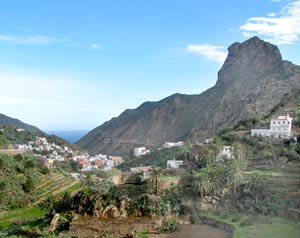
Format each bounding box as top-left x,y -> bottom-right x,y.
77,37 -> 300,155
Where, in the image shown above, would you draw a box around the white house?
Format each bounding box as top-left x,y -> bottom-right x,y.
106,159 -> 115,167
204,138 -> 212,144
13,144 -> 27,150
16,128 -> 25,132
45,159 -> 55,169
163,141 -> 184,148
167,159 -> 184,169
134,147 -> 150,157
251,114 -> 292,139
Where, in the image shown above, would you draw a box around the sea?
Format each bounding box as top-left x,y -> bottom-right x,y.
45,130 -> 89,144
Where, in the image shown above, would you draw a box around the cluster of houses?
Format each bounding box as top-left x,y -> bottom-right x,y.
10,131 -> 125,173
73,153 -> 124,172
13,136 -> 72,161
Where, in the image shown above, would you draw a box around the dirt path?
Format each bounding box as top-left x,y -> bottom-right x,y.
150,224 -> 232,238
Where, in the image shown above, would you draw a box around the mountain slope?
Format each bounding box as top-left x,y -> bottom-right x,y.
77,37 -> 300,155
0,113 -> 42,133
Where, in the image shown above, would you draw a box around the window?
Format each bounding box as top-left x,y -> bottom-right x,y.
278,121 -> 280,124
288,121 -> 290,124
273,121 -> 276,124
283,121 -> 285,124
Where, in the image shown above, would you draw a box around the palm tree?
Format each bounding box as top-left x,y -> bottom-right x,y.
207,165 -> 226,200
180,140 -> 193,160
80,172 -> 94,188
232,142 -> 244,160
40,195 -> 56,217
193,170 -> 212,198
246,172 -> 265,205
227,159 -> 243,197
211,137 -> 222,162
201,147 -> 213,168
149,167 -> 162,195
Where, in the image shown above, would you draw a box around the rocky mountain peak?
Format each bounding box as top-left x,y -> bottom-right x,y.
77,37 -> 300,156
217,36 -> 282,85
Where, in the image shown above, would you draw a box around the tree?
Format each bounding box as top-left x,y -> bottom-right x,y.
193,170 -> 212,198
149,167 -> 162,195
80,172 -> 94,188
201,147 -> 214,167
23,176 -> 34,193
40,195 -> 56,217
226,159 -> 243,197
211,137 -> 222,161
207,165 -> 226,198
180,140 -> 193,160
23,158 -> 35,169
70,159 -> 79,172
73,187 -> 96,215
232,142 -> 244,160
246,172 -> 265,205
0,135 -> 9,149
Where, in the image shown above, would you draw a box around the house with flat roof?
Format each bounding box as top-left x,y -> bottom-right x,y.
251,114 -> 292,139
167,159 -> 184,169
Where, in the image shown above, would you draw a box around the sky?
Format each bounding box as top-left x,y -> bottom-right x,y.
0,0 -> 299,130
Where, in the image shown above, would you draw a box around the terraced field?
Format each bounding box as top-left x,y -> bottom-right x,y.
203,161 -> 300,238
0,172 -> 80,230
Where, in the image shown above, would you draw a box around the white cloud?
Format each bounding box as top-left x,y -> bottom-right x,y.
240,0 -> 300,44
90,43 -> 103,50
0,34 -> 70,45
267,12 -> 277,17
186,44 -> 227,64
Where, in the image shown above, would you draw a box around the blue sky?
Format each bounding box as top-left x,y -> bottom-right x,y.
0,0 -> 299,130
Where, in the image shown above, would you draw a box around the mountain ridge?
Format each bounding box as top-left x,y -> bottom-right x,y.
77,36 -> 300,155
0,113 -> 42,133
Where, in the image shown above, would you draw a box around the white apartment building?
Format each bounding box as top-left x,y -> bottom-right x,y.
134,147 -> 150,157
251,114 -> 292,139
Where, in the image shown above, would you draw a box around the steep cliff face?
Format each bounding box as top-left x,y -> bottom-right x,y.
77,37 -> 300,155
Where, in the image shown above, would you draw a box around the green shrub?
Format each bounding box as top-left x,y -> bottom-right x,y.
231,215 -> 240,222
240,216 -> 256,226
137,230 -> 149,237
189,215 -> 196,224
0,135 -> 9,149
40,166 -> 50,175
23,176 -> 35,193
161,219 -> 180,232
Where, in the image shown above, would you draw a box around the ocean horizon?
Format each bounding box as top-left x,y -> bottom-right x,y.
46,130 -> 89,143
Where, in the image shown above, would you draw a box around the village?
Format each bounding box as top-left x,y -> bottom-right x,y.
3,114 -> 294,180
